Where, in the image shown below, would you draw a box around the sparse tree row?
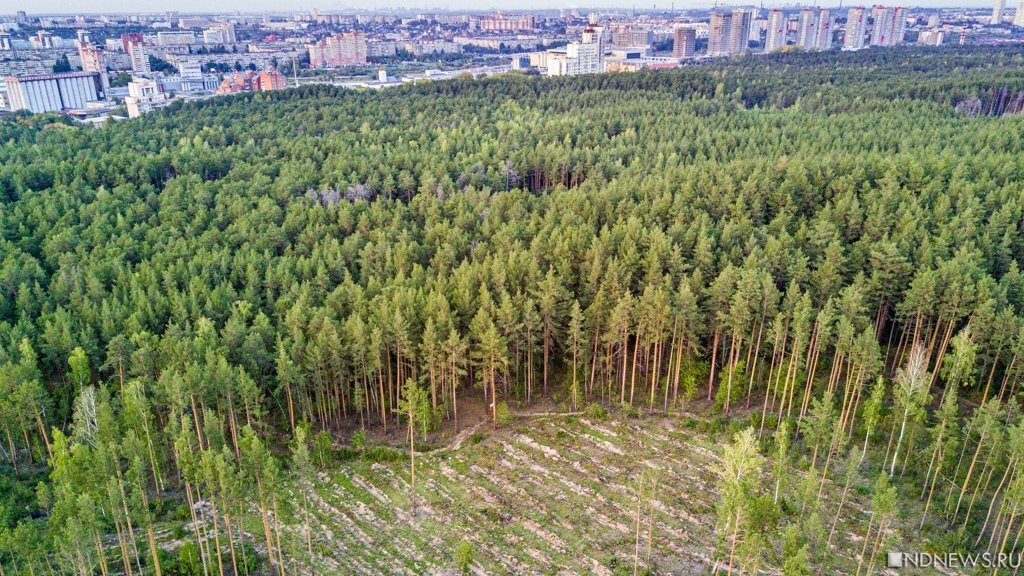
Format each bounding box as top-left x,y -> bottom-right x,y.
2,46 -> 1024,573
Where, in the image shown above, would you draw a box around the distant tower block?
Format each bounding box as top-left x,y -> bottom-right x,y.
992,0 -> 1006,24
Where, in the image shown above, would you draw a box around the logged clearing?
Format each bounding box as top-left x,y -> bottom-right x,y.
288,415 -> 909,576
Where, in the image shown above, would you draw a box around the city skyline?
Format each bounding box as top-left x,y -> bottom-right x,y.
0,0 -> 1003,14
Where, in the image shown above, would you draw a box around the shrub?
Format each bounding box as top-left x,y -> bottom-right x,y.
173,504 -> 191,521
414,441 -> 437,452
454,539 -> 474,574
584,402 -> 608,420
350,428 -> 366,451
495,401 -> 513,425
314,429 -> 334,468
361,445 -> 407,462
178,542 -> 202,576
620,402 -> 642,419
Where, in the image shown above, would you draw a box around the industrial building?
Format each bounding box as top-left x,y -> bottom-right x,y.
5,71 -> 102,113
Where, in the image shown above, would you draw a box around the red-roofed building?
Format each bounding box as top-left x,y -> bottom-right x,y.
215,67 -> 288,95
258,67 -> 288,91
215,70 -> 255,94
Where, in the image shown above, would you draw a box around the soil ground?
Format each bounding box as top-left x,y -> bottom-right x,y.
288,408 -> 918,576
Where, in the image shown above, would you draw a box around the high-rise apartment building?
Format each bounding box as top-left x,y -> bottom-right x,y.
612,27 -> 653,48
844,8 -> 867,50
547,26 -> 604,76
156,31 -> 196,46
750,18 -> 767,44
121,33 -> 151,74
203,23 -> 237,44
870,6 -> 905,46
258,67 -> 288,91
813,10 -> 834,50
710,10 -> 752,56
673,26 -> 696,58
993,0 -> 1006,24
76,33 -> 109,96
709,12 -> 732,56
477,12 -> 536,31
1015,0 -> 1024,25
796,9 -> 817,48
308,31 -> 367,68
796,9 -> 833,49
869,6 -> 892,45
33,30 -> 58,49
891,8 -> 908,44
765,10 -> 787,52
0,33 -> 12,51
120,33 -> 142,53
729,10 -> 753,55
329,31 -> 367,67
307,43 -> 327,68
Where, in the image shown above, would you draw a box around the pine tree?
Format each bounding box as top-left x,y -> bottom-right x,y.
399,378 -> 428,513
714,428 -> 762,576
568,300 -> 584,410
890,344 -> 930,478
291,427 -> 316,574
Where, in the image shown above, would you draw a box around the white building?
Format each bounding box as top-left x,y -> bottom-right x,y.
368,40 -> 399,58
178,60 -> 203,79
5,72 -> 101,113
31,30 -> 62,49
547,26 -> 604,76
796,9 -> 832,50
870,6 -> 906,47
993,0 -> 1007,24
404,41 -> 462,56
765,10 -> 787,52
1015,0 -> 1024,26
160,74 -> 219,93
125,38 -> 151,74
870,7 -> 893,46
156,31 -> 195,46
890,7 -> 908,45
124,76 -> 171,118
844,8 -> 867,50
815,10 -> 834,49
166,59 -> 218,92
203,23 -> 236,44
918,29 -> 945,44
796,9 -> 817,48
708,10 -> 752,57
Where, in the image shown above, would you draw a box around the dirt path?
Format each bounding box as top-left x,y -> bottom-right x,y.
426,410 -> 583,455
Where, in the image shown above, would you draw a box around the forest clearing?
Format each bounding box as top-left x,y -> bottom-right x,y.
162,408 -> 933,576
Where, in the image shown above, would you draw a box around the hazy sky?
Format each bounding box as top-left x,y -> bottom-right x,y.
0,0 -> 995,14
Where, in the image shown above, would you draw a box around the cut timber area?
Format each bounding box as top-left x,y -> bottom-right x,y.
291,414 -> 904,575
